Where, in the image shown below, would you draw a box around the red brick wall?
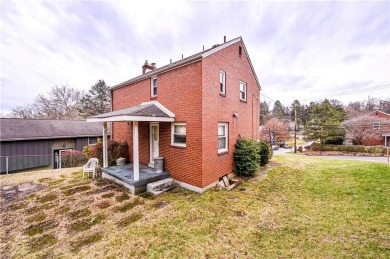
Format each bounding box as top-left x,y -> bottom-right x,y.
201,42 -> 260,187
111,61 -> 203,187
111,40 -> 260,189
362,111 -> 390,146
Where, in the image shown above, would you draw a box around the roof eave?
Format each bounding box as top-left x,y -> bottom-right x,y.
0,134 -> 109,142
87,115 -> 174,123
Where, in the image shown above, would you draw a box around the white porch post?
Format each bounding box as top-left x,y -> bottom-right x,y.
102,122 -> 108,168
133,121 -> 139,181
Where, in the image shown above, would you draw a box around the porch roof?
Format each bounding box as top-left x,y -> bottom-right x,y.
86,101 -> 175,122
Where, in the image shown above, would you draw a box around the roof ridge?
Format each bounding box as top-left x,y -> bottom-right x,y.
0,118 -> 88,121
111,36 -> 245,90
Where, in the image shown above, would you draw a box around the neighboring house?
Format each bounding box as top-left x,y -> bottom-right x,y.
361,110 -> 390,146
88,36 -> 261,193
0,118 -> 109,173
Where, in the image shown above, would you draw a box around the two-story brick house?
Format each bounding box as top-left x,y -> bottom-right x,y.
88,37 -> 261,193
361,110 -> 390,146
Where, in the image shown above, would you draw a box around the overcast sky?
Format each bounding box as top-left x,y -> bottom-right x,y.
1,1 -> 389,115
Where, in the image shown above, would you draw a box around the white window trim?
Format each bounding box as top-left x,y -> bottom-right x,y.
218,123 -> 228,153
240,81 -> 247,101
151,76 -> 157,97
220,70 -> 226,95
373,122 -> 380,130
88,137 -> 97,146
171,122 -> 186,147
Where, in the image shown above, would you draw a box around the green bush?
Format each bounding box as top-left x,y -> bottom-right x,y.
82,145 -> 91,159
324,137 -> 344,145
257,141 -> 272,166
89,140 -> 129,166
311,143 -> 386,155
233,138 -> 259,177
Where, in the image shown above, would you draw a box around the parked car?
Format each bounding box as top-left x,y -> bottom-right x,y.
282,144 -> 290,149
272,145 -> 279,150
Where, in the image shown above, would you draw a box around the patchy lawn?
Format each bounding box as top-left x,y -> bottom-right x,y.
0,157 -> 389,258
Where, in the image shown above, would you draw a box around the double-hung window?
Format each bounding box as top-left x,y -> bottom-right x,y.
220,70 -> 226,95
151,76 -> 157,97
218,123 -> 228,153
239,81 -> 247,101
373,122 -> 380,130
171,123 -> 186,147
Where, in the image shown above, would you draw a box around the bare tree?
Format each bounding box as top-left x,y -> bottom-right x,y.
260,117 -> 289,144
10,85 -> 84,120
10,104 -> 39,119
342,116 -> 389,145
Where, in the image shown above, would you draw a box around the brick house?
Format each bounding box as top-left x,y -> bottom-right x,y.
361,110 -> 390,146
88,37 -> 261,193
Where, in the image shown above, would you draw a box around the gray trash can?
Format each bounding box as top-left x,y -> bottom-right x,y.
154,157 -> 164,173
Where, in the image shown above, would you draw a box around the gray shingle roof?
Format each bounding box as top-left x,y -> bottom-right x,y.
89,102 -> 170,119
111,36 -> 261,90
0,118 -> 108,141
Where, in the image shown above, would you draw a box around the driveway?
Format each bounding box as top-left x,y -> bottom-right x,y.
274,149 -> 390,164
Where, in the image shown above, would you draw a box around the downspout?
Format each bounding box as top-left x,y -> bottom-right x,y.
110,88 -> 113,140
252,93 -> 259,140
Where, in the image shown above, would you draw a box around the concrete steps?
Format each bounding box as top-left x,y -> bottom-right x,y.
147,178 -> 176,195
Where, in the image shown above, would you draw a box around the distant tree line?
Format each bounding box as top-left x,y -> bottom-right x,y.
8,80 -> 111,120
260,97 -> 390,145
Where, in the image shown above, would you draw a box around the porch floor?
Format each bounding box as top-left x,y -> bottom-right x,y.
102,163 -> 170,194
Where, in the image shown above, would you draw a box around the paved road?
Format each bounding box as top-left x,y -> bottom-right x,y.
273,148 -> 390,164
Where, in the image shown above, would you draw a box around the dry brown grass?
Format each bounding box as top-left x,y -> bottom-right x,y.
1,157 -> 389,258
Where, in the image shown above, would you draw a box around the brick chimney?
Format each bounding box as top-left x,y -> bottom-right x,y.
142,60 -> 156,74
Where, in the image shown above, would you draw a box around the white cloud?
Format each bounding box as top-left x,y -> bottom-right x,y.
1,1 -> 389,114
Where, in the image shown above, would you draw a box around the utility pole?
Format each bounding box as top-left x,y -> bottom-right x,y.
294,108 -> 297,153
269,128 -> 272,150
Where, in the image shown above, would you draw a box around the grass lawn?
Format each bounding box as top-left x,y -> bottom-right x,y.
1,156 -> 389,258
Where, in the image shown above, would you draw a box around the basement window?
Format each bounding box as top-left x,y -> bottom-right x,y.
171,123 -> 186,147
151,76 -> 157,97
218,123 -> 228,153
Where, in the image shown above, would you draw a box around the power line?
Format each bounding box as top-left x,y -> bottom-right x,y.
260,93 -> 276,103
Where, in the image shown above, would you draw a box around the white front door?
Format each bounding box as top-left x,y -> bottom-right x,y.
149,123 -> 159,167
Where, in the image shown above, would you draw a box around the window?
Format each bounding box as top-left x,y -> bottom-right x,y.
239,46 -> 242,57
373,122 -> 380,130
171,123 -> 186,147
88,137 -> 98,145
218,123 -> 228,153
219,70 -> 226,95
239,81 -> 247,101
151,76 -> 157,97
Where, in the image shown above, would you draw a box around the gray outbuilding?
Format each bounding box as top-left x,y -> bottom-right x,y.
0,118 -> 109,173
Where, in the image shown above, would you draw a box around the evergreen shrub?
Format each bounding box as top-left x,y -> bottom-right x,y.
233,138 -> 259,177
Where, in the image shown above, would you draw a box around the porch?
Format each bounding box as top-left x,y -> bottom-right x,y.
102,163 -> 170,194
87,101 -> 175,194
